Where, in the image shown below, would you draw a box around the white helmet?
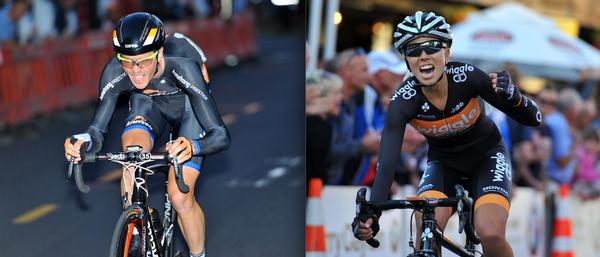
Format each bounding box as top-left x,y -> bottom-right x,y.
393,11 -> 453,52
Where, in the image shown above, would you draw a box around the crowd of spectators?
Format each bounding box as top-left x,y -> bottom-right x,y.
0,0 -> 249,47
306,47 -> 600,202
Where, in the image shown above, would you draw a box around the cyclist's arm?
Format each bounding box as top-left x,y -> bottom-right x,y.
370,98 -> 410,202
164,33 -> 210,84
475,70 -> 541,126
172,59 -> 231,155
85,60 -> 131,152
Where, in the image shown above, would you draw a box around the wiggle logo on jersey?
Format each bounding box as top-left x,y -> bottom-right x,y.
446,64 -> 474,83
391,80 -> 417,101
490,152 -> 512,182
410,98 -> 480,138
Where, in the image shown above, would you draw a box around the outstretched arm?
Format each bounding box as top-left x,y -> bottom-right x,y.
482,71 -> 541,126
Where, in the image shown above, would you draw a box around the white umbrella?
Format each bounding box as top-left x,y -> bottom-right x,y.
450,3 -> 600,81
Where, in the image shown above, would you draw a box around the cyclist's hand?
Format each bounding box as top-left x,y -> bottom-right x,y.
166,137 -> 194,163
352,214 -> 380,241
491,70 -> 523,106
64,138 -> 85,164
355,218 -> 375,240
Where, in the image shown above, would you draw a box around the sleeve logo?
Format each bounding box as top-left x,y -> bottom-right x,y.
391,80 -> 417,101
446,64 -> 474,83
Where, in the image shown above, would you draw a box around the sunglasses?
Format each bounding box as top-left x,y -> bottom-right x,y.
116,51 -> 159,69
402,40 -> 448,57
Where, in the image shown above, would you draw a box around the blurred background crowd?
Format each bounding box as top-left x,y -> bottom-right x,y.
307,0 -> 600,256
0,0 -> 250,46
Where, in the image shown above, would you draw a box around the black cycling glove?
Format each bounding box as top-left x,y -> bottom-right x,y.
496,70 -> 523,106
352,208 -> 381,240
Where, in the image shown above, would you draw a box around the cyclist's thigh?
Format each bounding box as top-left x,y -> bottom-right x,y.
417,160 -> 463,198
416,160 -> 462,228
173,95 -> 205,174
472,141 -> 512,212
123,92 -> 167,147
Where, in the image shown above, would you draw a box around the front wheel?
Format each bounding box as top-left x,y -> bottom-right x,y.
109,206 -> 147,257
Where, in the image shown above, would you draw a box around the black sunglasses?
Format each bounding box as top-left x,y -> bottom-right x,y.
402,40 -> 448,57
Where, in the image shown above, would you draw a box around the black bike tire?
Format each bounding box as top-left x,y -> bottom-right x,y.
108,206 -> 147,257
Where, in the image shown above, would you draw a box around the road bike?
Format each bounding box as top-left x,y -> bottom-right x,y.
355,185 -> 482,257
67,144 -> 189,257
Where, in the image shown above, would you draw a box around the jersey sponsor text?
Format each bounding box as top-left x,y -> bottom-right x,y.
410,99 -> 480,138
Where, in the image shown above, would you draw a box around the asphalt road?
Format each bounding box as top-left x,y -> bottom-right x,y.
0,33 -> 305,257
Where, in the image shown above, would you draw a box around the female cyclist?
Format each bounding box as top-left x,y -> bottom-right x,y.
353,11 -> 541,257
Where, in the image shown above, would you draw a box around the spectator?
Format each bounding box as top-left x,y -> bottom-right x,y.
0,0 -> 30,44
31,0 -> 56,41
545,87 -> 580,185
53,0 -> 79,38
513,77 -> 552,191
349,50 -> 406,186
577,99 -> 597,130
572,127 -> 600,200
325,48 -> 379,185
306,70 -> 343,185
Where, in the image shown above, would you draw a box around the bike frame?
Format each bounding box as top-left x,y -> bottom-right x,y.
67,145 -> 188,257
355,185 -> 481,257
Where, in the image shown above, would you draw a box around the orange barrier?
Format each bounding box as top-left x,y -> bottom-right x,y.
0,13 -> 257,127
306,178 -> 327,257
551,185 -> 574,257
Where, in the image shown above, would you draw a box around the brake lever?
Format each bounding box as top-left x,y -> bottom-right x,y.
171,157 -> 190,193
354,188 -> 380,248
455,185 -> 466,234
67,156 -> 75,181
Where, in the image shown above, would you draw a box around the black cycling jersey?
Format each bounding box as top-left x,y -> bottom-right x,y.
84,33 -> 230,156
370,62 -> 541,201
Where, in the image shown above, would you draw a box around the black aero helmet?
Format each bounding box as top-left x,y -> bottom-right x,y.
113,12 -> 165,55
393,11 -> 452,52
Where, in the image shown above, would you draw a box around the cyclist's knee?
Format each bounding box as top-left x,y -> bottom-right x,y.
168,188 -> 196,214
474,206 -> 508,243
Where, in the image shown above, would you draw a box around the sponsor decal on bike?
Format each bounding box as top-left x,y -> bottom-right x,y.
100,72 -> 127,100
107,152 -> 127,161
146,219 -> 160,257
139,153 -> 151,160
490,152 -> 512,182
422,227 -> 434,240
445,64 -> 473,83
172,70 -> 209,101
391,80 -> 417,101
411,99 -> 480,138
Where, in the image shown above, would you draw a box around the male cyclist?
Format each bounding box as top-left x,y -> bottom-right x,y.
353,11 -> 541,257
64,12 -> 230,257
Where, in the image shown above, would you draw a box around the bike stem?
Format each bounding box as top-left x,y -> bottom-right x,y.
420,206 -> 438,256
